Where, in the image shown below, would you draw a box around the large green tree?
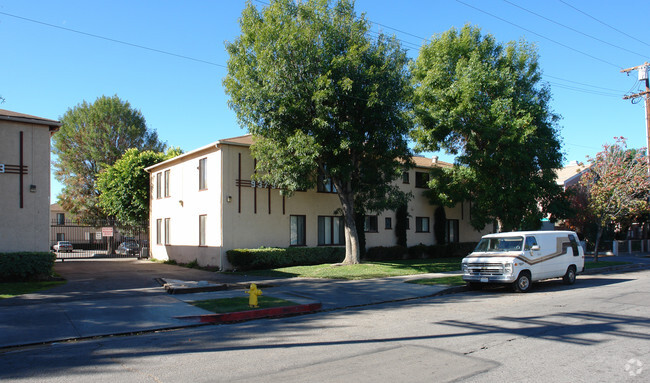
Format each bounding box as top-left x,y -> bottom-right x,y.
580,138 -> 650,260
411,25 -> 563,232
53,95 -> 165,221
97,147 -> 182,226
224,0 -> 413,264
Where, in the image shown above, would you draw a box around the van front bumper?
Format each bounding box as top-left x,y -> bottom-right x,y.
463,275 -> 517,284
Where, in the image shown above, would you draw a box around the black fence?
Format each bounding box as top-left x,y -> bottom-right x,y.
50,219 -> 148,260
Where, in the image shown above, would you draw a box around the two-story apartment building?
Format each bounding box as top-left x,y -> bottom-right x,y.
0,109 -> 60,252
146,134 -> 490,270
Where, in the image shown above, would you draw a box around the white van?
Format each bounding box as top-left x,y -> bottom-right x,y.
461,231 -> 585,292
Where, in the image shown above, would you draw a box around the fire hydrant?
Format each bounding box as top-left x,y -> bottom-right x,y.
245,283 -> 262,308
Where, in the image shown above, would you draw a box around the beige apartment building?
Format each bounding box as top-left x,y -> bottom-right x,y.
0,109 -> 60,253
146,134 -> 490,270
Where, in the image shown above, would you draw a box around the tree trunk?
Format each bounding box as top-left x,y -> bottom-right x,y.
593,223 -> 603,262
333,178 -> 360,264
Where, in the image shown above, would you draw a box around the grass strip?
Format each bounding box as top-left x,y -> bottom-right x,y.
406,275 -> 466,286
584,261 -> 631,269
230,258 -> 463,280
191,296 -> 297,313
0,280 -> 66,299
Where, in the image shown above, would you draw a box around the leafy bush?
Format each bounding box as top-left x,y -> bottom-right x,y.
227,247 -> 345,271
0,252 -> 56,282
366,242 -> 478,261
363,246 -> 408,261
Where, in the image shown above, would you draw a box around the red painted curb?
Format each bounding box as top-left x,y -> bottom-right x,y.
177,303 -> 322,323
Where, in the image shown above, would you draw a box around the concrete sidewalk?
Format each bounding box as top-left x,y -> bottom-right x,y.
1,255 -> 649,350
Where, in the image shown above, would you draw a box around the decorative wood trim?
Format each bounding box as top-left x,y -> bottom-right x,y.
19,131 -> 24,208
238,153 -> 241,213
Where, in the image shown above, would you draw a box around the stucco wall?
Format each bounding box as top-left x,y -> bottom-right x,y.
0,121 -> 52,252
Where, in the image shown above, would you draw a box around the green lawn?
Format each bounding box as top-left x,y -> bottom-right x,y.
0,280 -> 66,299
406,275 -> 466,286
191,296 -> 297,313
584,261 -> 631,269
230,258 -> 463,280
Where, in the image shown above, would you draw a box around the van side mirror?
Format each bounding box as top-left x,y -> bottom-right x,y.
531,245 -> 540,251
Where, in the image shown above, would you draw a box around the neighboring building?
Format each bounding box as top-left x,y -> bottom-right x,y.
0,109 -> 60,252
146,134 -> 491,269
556,161 -> 588,190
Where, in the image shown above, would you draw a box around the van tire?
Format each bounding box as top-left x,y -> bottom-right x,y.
512,271 -> 532,293
563,266 -> 577,285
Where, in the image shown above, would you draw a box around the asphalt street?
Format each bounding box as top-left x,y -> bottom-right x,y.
1,265 -> 648,382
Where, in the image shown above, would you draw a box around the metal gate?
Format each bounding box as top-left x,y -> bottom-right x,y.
50,219 -> 148,260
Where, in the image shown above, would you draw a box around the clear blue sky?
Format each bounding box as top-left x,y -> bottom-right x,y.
1,0 -> 648,202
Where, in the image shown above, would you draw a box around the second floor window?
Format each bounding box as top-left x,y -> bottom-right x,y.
415,172 -> 429,188
317,168 -> 336,193
199,158 -> 207,190
156,173 -> 162,199
164,170 -> 170,197
56,213 -> 65,225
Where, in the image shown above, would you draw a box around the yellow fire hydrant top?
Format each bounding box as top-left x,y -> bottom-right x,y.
245,283 -> 262,308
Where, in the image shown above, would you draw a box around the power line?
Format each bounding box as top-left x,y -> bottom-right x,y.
502,0 -> 647,59
559,0 -> 650,49
543,74 -> 626,93
0,11 -> 227,69
455,0 -> 624,69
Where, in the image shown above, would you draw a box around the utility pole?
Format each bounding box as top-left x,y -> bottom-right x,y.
621,62 -> 650,171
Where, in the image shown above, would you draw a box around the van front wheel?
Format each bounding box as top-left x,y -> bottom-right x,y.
563,266 -> 577,285
513,272 -> 532,293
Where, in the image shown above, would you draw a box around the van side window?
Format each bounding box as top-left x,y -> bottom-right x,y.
524,236 -> 538,250
568,234 -> 580,256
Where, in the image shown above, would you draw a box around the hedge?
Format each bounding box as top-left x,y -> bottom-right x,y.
227,247 -> 345,271
363,242 -> 478,261
0,252 -> 56,282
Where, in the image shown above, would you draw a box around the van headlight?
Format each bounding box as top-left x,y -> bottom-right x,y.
462,263 -> 468,273
504,262 -> 513,275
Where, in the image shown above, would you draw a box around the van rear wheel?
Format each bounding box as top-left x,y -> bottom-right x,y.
563,266 -> 577,285
512,272 -> 532,293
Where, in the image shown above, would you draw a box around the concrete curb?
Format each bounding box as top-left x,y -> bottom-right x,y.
176,303 -> 323,323
581,263 -> 650,275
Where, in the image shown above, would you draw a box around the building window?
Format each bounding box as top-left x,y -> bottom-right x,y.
317,169 -> 336,193
56,213 -> 65,225
364,215 -> 378,233
164,218 -> 171,245
56,233 -> 65,241
416,217 -> 430,232
199,158 -> 207,190
402,171 -> 410,184
156,219 -> 162,245
156,173 -> 162,199
290,215 -> 306,246
447,219 -> 459,243
199,215 -> 207,246
164,170 -> 170,198
385,217 -> 392,230
318,216 -> 344,245
415,172 -> 429,188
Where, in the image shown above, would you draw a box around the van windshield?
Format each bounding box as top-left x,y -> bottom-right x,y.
474,237 -> 524,252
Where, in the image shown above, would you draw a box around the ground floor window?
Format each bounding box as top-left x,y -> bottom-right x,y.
290,215 -> 306,246
318,216 -> 344,245
156,219 -> 162,245
416,217 -> 430,233
164,218 -> 171,245
447,219 -> 459,243
56,233 -> 65,241
364,215 -> 378,233
199,215 -> 207,246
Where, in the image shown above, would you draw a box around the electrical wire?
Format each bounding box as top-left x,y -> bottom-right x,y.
455,0 -> 624,69
559,0 -> 650,49
502,0 -> 647,59
0,11 -> 227,69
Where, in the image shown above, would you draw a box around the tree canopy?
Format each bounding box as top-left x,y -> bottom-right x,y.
411,25 -> 563,232
580,137 -> 650,259
224,0 -> 413,264
53,95 -> 166,221
97,147 -> 182,226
